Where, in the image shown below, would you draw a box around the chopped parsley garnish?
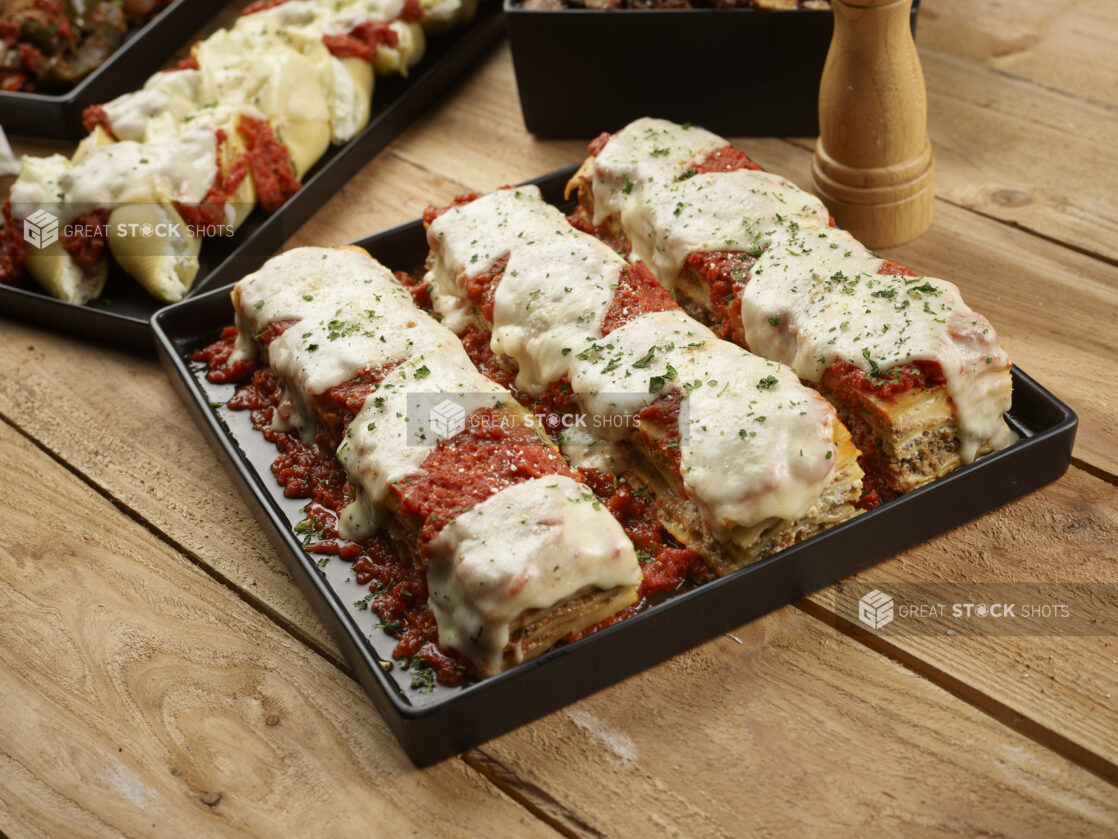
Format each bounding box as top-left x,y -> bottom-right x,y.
632,345 -> 658,368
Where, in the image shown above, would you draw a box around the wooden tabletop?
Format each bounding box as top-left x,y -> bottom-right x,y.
2,1 -> 1117,835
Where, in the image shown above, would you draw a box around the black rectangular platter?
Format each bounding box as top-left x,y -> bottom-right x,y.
151,165 -> 1078,764
0,0 -> 228,140
506,0 -> 918,138
0,1 -> 504,350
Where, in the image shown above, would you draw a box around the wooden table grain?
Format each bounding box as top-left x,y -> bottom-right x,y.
2,1 -> 1117,835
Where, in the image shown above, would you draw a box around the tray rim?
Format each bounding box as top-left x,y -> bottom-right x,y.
0,2 -> 506,351
150,188 -> 1078,762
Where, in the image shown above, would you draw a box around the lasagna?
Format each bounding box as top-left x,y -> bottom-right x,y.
423,185 -> 863,577
229,245 -> 641,677
0,0 -> 479,304
567,117 -> 1016,504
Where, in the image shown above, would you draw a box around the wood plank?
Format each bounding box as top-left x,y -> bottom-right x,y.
472,605 -> 1118,838
0,332 -> 340,664
915,45 -> 1118,264
0,419 -> 559,839
917,0 -> 1118,109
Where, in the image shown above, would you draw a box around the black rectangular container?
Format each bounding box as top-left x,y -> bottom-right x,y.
151,168 -> 1077,764
0,0 -> 228,140
0,2 -> 504,350
506,0 -> 919,138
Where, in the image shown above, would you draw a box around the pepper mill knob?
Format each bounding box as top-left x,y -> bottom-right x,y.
811,0 -> 934,248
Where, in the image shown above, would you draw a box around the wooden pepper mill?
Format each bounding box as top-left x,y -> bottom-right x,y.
811,0 -> 934,248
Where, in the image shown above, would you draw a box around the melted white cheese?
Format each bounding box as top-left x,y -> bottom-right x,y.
102,70 -> 201,144
9,129 -> 217,223
235,246 -> 449,398
590,116 -> 726,227
426,475 -> 639,676
741,224 -> 1014,461
426,188 -> 842,534
590,118 -> 1015,463
427,185 -> 625,394
558,426 -> 628,475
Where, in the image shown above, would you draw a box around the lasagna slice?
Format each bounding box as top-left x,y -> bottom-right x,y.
231,246 -> 640,677
424,186 -> 863,577
568,117 -> 1016,503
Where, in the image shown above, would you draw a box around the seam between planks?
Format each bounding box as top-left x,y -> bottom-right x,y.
1072,457 -> 1118,490
384,147 -> 483,193
463,750 -> 607,839
795,595 -> 1118,789
917,42 -> 1118,119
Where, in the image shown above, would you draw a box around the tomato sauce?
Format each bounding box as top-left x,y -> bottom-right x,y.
566,211 -> 631,258
81,105 -> 116,138
599,261 -> 679,335
317,362 -> 399,447
683,250 -> 754,346
635,393 -> 684,485
0,201 -> 28,285
177,129 -> 249,232
59,208 -> 110,265
253,317 -> 299,347
822,356 -> 945,401
588,132 -> 611,157
193,328 -> 473,686
423,192 -> 482,226
457,324 -> 518,393
237,116 -> 301,212
241,0 -> 292,14
879,259 -> 917,277
394,269 -> 433,310
395,407 -> 576,549
690,145 -> 761,174
323,20 -> 398,63
462,254 -> 508,323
